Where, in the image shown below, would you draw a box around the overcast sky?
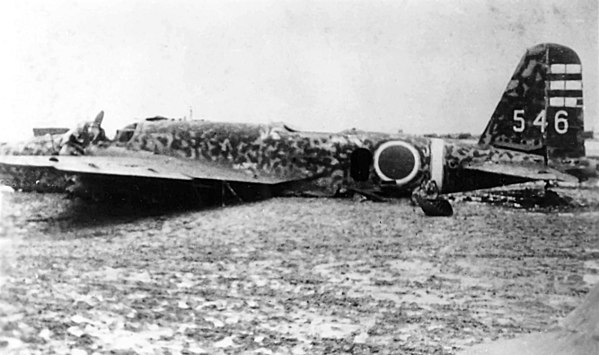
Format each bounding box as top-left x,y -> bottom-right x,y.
0,0 -> 596,141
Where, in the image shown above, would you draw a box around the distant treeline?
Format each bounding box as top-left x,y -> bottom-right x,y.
425,131 -> 595,140
424,133 -> 478,140
33,128 -> 69,137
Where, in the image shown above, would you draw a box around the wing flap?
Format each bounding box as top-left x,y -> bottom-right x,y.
55,156 -> 194,181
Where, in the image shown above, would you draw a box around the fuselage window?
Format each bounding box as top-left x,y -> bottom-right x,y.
350,148 -> 373,182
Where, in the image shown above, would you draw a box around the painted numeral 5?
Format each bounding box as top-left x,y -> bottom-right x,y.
513,110 -> 525,132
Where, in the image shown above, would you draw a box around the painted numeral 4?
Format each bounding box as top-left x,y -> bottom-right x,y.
532,110 -> 547,132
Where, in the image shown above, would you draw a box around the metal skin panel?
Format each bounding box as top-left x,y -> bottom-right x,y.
479,43 -> 548,154
113,119 -> 433,196
1,43 -> 597,201
438,139 -> 582,193
0,118 -> 434,196
479,43 -> 586,160
0,115 -> 569,196
545,44 -> 585,159
0,134 -> 68,192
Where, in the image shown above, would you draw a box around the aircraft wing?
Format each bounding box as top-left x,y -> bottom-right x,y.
463,161 -> 579,183
0,154 -> 292,185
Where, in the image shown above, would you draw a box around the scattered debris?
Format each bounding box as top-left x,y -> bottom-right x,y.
451,183 -> 593,212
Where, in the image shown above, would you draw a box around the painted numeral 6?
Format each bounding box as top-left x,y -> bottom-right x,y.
554,110 -> 569,134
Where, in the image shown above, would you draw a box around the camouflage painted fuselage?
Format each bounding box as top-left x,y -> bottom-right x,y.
3,43 -> 598,199
0,135 -> 68,192
108,119 -> 429,196
120,119 -> 562,194
47,119 -> 556,195
0,117 -> 594,199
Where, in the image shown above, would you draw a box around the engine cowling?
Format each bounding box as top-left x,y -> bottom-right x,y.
373,140 -> 421,186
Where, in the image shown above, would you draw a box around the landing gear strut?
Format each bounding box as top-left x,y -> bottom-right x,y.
542,180 -> 564,206
411,180 -> 454,217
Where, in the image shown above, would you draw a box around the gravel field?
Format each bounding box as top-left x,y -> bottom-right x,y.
0,184 -> 598,354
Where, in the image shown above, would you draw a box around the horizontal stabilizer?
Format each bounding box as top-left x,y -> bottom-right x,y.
464,161 -> 578,183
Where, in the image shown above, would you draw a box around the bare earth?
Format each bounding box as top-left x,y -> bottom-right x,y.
0,184 -> 598,354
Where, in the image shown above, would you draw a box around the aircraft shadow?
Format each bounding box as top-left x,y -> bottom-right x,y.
15,190 -> 252,233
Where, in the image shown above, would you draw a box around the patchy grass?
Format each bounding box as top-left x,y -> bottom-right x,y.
0,186 -> 598,354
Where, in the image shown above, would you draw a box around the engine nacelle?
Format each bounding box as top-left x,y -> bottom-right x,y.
373,140 -> 421,186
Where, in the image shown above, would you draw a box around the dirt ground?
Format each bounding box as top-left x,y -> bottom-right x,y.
0,183 -> 598,355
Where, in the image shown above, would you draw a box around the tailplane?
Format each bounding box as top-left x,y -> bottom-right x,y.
479,43 -> 585,159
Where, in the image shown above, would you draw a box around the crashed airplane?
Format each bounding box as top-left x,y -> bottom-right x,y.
0,43 -> 597,216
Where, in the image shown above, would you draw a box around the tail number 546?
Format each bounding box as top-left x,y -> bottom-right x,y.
513,110 -> 569,134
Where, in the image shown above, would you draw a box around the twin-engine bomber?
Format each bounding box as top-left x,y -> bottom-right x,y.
0,43 -> 597,216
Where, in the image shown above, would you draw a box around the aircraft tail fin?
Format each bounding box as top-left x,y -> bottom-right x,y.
479,43 -> 585,159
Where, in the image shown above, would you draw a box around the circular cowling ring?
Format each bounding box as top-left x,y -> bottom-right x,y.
373,141 -> 421,186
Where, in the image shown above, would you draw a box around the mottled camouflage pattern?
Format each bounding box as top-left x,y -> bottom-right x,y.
105,117 -> 590,195
109,118 -> 432,196
0,134 -> 61,156
0,112 -> 107,192
60,110 -> 107,155
442,140 -> 545,193
2,114 -> 594,198
479,44 -> 546,153
1,43 -> 595,199
479,43 -> 585,159
0,134 -> 69,192
551,156 -> 599,181
5,113 -> 567,195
